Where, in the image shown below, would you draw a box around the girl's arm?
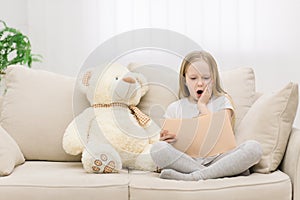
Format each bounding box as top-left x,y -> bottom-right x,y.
225,108 -> 233,118
225,108 -> 234,126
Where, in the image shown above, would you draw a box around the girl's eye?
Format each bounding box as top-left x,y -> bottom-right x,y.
190,77 -> 196,80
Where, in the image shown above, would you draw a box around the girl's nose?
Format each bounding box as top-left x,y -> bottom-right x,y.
197,79 -> 204,86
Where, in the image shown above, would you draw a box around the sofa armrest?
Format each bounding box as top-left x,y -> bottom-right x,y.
281,128 -> 300,200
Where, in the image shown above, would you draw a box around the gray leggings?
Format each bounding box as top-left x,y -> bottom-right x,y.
150,140 -> 263,180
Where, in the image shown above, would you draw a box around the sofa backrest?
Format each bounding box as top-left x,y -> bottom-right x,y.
0,65 -> 258,161
1,64 -> 298,175
132,65 -> 257,131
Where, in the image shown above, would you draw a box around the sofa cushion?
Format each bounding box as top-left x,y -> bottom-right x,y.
235,82 -> 298,173
129,63 -> 179,124
220,67 -> 256,129
0,161 -> 129,200
0,125 -> 25,176
0,65 -> 88,161
131,64 -> 256,130
128,170 -> 291,200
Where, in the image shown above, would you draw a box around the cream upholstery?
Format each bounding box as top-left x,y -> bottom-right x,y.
236,82 -> 298,173
281,128 -> 300,200
0,125 -> 25,176
220,67 -> 256,129
0,65 -> 85,161
0,65 -> 299,200
129,63 -> 179,124
129,170 -> 291,200
131,65 -> 257,130
0,161 -> 129,200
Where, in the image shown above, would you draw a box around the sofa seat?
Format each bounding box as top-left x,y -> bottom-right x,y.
128,170 -> 292,200
0,161 -> 292,200
0,161 -> 129,200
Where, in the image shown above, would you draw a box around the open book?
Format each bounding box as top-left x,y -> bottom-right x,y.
161,110 -> 236,158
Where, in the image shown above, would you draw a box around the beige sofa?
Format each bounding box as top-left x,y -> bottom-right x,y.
0,65 -> 299,200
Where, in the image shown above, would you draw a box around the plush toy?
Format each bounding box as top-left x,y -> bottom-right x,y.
63,63 -> 160,173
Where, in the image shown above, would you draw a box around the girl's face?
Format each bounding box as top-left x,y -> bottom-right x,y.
185,60 -> 212,102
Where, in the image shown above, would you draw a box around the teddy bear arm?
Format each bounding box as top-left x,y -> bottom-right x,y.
63,120 -> 83,155
63,108 -> 95,155
134,144 -> 157,171
143,120 -> 161,144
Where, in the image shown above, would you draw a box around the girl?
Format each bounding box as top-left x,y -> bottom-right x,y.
150,50 -> 262,181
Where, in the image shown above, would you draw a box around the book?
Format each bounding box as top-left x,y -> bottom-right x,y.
161,110 -> 236,158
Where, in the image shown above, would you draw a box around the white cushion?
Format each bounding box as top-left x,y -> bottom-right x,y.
235,82 -> 298,173
129,170 -> 291,200
129,63 -> 179,124
0,161 -> 129,200
0,65 -> 89,161
220,67 -> 256,129
0,125 -> 25,176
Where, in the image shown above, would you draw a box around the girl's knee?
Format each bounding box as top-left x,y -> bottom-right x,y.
241,140 -> 263,161
150,141 -> 169,158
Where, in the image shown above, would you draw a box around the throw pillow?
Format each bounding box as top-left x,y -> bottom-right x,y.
0,125 -> 25,176
220,67 -> 256,130
235,82 -> 298,173
0,65 -> 89,161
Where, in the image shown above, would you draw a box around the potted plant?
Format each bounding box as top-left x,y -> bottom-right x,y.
0,20 -> 42,75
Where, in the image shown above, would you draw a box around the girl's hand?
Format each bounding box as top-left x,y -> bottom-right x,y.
197,82 -> 212,114
198,82 -> 212,105
160,130 -> 177,143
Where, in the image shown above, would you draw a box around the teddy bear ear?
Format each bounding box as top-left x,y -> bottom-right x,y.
127,63 -> 149,96
81,71 -> 92,86
135,73 -> 149,96
77,68 -> 94,92
127,62 -> 141,72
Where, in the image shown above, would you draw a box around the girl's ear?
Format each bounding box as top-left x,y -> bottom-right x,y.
181,75 -> 186,85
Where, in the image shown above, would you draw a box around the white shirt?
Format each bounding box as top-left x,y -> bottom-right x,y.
164,95 -> 234,119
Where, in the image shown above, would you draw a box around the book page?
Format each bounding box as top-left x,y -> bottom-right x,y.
161,110 -> 236,158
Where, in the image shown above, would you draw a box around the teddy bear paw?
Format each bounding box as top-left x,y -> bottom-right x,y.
91,154 -> 118,173
82,143 -> 122,173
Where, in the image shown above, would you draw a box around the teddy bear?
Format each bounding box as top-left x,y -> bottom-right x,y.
62,63 -> 160,173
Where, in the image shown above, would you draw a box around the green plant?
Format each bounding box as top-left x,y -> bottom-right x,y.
0,20 -> 42,74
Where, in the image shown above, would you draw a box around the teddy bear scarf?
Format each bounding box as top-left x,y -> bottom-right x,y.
92,103 -> 150,127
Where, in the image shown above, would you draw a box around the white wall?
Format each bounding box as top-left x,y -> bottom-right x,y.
0,0 -> 28,33
1,0 -> 300,127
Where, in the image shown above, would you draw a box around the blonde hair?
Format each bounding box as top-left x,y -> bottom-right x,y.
179,50 -> 236,126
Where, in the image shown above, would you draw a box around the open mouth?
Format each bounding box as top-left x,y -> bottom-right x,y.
197,90 -> 203,94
